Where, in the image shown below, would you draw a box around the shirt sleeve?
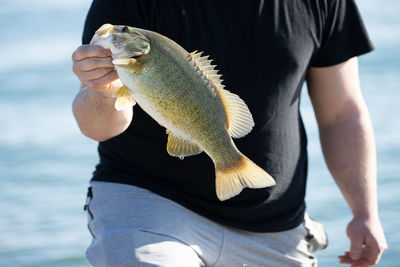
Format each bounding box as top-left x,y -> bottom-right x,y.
311,0 -> 374,67
81,0 -> 156,45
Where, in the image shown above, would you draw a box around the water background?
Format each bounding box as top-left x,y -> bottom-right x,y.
0,0 -> 398,266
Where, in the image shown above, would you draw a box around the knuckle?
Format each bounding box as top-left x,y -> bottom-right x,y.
72,47 -> 83,60
72,64 -> 79,74
71,50 -> 78,60
378,243 -> 387,252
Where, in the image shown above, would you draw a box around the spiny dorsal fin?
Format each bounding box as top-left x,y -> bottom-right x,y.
166,130 -> 203,157
189,51 -> 222,82
189,51 -> 254,138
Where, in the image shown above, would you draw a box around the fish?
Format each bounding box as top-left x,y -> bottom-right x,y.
91,24 -> 275,201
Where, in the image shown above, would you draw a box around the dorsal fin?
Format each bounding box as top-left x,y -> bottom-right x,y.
189,51 -> 255,138
219,89 -> 255,138
189,51 -> 222,83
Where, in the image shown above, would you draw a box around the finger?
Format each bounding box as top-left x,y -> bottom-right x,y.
83,70 -> 119,92
339,257 -> 367,264
338,250 -> 350,256
339,247 -> 370,265
78,68 -> 115,82
339,254 -> 360,264
351,262 -> 369,267
72,45 -> 110,61
339,256 -> 368,266
73,57 -> 114,72
338,252 -> 350,260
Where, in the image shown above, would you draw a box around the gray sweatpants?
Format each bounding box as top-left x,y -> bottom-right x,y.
84,181 -> 328,267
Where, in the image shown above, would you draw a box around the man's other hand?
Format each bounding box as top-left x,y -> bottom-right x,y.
338,217 -> 387,266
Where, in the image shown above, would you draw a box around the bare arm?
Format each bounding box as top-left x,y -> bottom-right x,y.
307,57 -> 387,266
72,45 -> 133,141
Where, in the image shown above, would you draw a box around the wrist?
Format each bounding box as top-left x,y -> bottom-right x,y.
352,208 -> 379,220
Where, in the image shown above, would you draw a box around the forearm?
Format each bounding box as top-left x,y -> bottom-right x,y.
72,84 -> 133,141
319,109 -> 378,219
308,58 -> 387,264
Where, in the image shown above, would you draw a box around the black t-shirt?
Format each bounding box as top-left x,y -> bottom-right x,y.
82,0 -> 373,232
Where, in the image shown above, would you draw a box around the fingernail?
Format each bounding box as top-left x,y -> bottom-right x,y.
350,253 -> 361,260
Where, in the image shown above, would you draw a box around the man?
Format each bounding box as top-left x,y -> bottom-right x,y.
72,0 -> 387,266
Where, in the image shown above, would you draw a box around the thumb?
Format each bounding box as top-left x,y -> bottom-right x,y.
349,231 -> 364,260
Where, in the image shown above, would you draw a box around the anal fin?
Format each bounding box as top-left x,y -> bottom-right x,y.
167,131 -> 202,157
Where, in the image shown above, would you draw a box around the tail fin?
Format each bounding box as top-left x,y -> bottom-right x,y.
215,155 -> 275,201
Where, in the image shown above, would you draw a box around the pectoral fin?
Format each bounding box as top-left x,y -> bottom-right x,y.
113,86 -> 136,111
166,131 -> 202,157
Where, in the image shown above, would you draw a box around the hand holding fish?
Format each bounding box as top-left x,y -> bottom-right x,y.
72,44 -> 134,142
72,44 -> 123,96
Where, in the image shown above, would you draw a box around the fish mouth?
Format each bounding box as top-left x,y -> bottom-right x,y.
111,51 -> 146,62
126,47 -> 150,61
112,50 -> 150,69
129,53 -> 144,59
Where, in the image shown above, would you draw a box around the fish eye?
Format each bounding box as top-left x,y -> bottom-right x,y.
121,26 -> 129,33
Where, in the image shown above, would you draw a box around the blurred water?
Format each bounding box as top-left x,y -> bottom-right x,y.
0,0 -> 398,266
